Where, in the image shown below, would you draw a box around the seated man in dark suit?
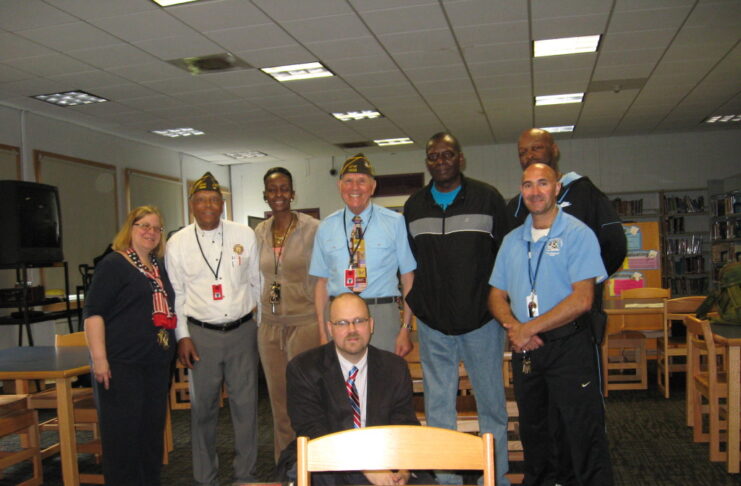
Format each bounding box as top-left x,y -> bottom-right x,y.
285,292 -> 434,486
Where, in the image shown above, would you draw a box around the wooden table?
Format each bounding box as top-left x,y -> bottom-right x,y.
0,345 -> 90,486
711,323 -> 741,473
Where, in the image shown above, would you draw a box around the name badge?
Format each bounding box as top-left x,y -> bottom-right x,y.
527,291 -> 539,318
344,269 -> 356,288
212,284 -> 224,301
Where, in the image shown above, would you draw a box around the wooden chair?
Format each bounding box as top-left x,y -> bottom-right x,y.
297,425 -> 496,486
685,315 -> 729,462
169,360 -> 227,410
602,287 -> 669,395
0,395 -> 43,486
658,296 -> 706,398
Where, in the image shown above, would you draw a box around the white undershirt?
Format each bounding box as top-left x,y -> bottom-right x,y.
531,226 -> 550,242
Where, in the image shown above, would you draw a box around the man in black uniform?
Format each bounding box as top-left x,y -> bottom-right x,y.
505,128 -> 626,485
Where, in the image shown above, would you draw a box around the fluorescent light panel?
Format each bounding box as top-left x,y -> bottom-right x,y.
540,125 -> 575,133
704,114 -> 741,123
333,110 -> 383,122
534,35 -> 601,57
374,137 -> 414,146
33,90 -> 108,107
151,128 -> 204,138
261,62 -> 333,82
535,93 -> 584,106
151,0 -> 200,6
224,151 -> 268,160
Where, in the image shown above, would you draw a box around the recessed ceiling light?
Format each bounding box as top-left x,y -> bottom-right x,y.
151,128 -> 205,138
704,114 -> 741,123
535,93 -> 584,106
374,137 -> 414,146
32,90 -> 108,107
534,35 -> 601,57
224,151 -> 268,160
539,125 -> 575,133
261,62 -> 334,82
151,0 -> 201,6
333,110 -> 383,122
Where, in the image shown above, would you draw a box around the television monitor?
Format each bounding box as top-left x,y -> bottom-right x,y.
0,180 -> 63,265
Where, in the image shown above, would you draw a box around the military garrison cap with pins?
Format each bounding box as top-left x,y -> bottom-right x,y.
339,153 -> 375,178
190,172 -> 222,197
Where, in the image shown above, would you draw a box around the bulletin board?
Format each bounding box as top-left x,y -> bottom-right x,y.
126,169 -> 184,232
605,221 -> 662,299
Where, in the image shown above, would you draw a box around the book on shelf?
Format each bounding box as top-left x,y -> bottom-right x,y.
712,192 -> 741,217
611,197 -> 644,217
664,195 -> 705,213
665,235 -> 703,255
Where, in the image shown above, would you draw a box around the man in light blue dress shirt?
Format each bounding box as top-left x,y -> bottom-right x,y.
310,153 -> 416,356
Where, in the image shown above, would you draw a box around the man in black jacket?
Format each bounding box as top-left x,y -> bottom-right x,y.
505,128 -> 626,486
404,132 -> 511,486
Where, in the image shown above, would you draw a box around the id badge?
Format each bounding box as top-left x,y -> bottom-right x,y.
212,284 -> 224,301
526,291 -> 539,318
344,268 -> 356,288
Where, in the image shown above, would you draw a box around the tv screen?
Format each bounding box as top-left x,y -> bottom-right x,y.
0,180 -> 63,265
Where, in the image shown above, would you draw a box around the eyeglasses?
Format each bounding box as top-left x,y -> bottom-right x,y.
426,150 -> 457,162
133,223 -> 165,234
331,317 -> 370,327
192,195 -> 223,206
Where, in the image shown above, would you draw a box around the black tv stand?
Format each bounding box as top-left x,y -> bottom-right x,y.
0,261 -> 75,346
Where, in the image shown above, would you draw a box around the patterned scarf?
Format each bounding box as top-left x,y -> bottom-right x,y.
126,248 -> 177,330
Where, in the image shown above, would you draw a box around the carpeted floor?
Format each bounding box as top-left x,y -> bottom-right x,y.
2,370 -> 739,485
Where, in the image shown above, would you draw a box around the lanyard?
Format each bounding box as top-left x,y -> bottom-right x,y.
344,206 -> 374,267
194,225 -> 223,280
527,234 -> 549,294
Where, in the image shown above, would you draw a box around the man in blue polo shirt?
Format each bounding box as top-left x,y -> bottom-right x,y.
489,163 -> 614,486
310,153 -> 416,356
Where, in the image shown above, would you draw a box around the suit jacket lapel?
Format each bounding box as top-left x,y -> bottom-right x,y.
321,343 -> 355,431
366,346 -> 383,426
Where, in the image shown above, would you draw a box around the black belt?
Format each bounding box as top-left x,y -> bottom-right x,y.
330,295 -> 399,305
187,313 -> 252,332
539,321 -> 583,342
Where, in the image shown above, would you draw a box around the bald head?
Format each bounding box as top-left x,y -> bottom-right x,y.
517,128 -> 560,171
521,163 -> 562,222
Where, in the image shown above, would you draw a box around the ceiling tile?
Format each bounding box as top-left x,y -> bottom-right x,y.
533,53 -> 597,72
444,0 -> 528,25
326,55 -> 398,76
601,29 -> 677,52
133,34 -> 223,60
235,45 -> 316,69
306,37 -> 386,62
359,4 -> 447,36
0,32 -> 57,61
592,63 -> 654,81
206,24 -> 296,53
167,0 -> 272,32
462,41 -> 530,63
89,10 -> 197,42
107,62 -> 188,83
453,21 -> 530,47
608,7 -> 692,33
282,14 -> 370,44
252,0 -> 353,22
531,0 -> 613,19
468,59 -> 530,77
0,0 -> 77,32
68,44 -> 159,69
142,75 -> 218,95
532,14 -> 609,40
3,53 -> 94,77
0,63 -> 34,83
18,22 -> 122,51
46,0 -> 159,20
379,29 -> 458,54
49,70 -> 129,90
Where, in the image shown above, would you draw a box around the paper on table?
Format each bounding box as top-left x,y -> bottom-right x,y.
624,303 -> 664,308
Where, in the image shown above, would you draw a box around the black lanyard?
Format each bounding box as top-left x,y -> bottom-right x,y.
527,234 -> 549,294
194,225 -> 223,280
344,206 -> 374,267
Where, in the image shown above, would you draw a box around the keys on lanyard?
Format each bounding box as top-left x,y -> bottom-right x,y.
522,352 -> 532,375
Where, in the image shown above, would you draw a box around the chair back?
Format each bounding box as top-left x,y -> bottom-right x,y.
684,316 -> 720,376
297,425 -> 495,486
55,332 -> 88,347
622,287 -> 671,299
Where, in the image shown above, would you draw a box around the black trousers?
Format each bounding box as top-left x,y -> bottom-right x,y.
513,329 -> 613,486
93,360 -> 171,486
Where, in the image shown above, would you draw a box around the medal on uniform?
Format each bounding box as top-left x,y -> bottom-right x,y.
269,281 -> 281,313
157,328 -> 170,350
212,283 -> 223,300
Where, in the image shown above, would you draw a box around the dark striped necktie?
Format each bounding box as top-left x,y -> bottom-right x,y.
346,366 -> 361,428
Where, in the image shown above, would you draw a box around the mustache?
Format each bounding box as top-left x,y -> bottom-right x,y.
345,332 -> 361,340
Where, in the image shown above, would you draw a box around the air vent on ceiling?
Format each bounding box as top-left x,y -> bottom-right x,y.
167,53 -> 252,75
336,141 -> 374,149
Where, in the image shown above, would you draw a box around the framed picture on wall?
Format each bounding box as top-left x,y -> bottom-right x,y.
247,216 -> 265,230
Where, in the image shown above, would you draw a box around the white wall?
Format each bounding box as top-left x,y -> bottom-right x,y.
231,129 -> 741,221
0,105 -> 227,349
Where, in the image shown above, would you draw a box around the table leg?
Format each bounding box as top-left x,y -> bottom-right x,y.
56,377 -> 80,486
727,345 -> 740,474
